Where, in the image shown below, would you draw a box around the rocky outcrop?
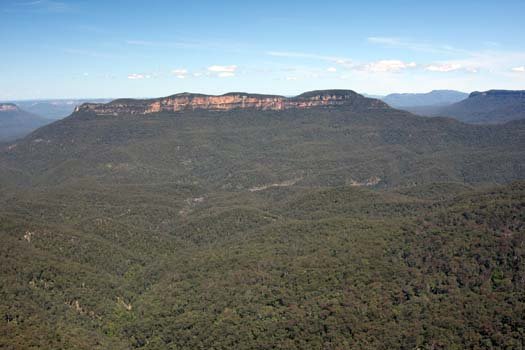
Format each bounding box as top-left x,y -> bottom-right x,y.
469,90 -> 525,99
74,90 -> 389,116
0,103 -> 19,112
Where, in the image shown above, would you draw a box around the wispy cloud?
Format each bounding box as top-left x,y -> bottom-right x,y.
75,24 -> 109,34
266,50 -> 419,74
266,51 -> 351,65
367,36 -> 468,55
128,73 -> 151,80
63,48 -> 119,59
125,38 -> 249,52
361,60 -> 416,73
8,0 -> 71,13
172,69 -> 188,79
207,65 -> 237,73
368,36 -> 525,74
207,65 -> 237,77
511,66 -> 525,73
425,63 -> 463,72
217,72 -> 235,78
126,40 -> 201,49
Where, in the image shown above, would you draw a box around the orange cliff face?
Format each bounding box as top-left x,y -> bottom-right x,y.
75,90 -> 389,116
0,104 -> 19,112
147,95 -> 287,113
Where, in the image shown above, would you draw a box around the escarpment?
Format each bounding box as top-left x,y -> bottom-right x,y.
74,90 -> 390,116
0,103 -> 20,112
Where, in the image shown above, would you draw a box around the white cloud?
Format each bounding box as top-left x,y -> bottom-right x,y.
363,60 -> 417,73
266,51 -> 352,67
125,40 -> 212,50
172,69 -> 188,79
286,76 -> 297,81
368,36 -> 525,75
128,73 -> 150,80
13,0 -> 71,13
511,66 -> 525,73
207,65 -> 237,78
217,72 -> 235,78
425,63 -> 463,72
367,36 -> 468,55
326,67 -> 337,72
208,65 -> 237,73
64,48 -> 118,59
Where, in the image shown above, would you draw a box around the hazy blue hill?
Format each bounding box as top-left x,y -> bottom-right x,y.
401,90 -> 525,124
383,90 -> 468,108
434,90 -> 525,124
13,99 -> 112,120
0,103 -> 51,142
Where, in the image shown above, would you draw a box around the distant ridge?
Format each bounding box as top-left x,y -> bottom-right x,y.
468,90 -> 525,99
0,103 -> 50,142
407,89 -> 525,124
74,90 -> 389,116
382,90 -> 468,108
11,99 -> 112,120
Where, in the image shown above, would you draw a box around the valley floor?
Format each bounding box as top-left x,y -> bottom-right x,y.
1,181 -> 524,349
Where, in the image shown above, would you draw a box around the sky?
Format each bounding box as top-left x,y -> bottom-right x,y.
1,0 -> 525,100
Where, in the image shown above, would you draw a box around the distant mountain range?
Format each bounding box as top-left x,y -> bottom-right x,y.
3,89 -> 523,188
403,90 -> 525,124
3,89 -> 524,142
10,99 -> 112,120
0,103 -> 51,142
382,90 -> 468,108
430,90 -> 525,124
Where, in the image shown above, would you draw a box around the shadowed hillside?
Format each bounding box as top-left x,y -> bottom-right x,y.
382,90 -> 468,108
403,90 -> 525,124
1,92 -> 524,189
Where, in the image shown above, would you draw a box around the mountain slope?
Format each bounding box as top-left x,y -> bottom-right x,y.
1,90 -> 523,189
0,89 -> 524,349
434,90 -> 525,124
0,103 -> 51,142
382,90 -> 468,108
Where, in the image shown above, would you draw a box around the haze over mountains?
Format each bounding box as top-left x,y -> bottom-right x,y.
412,90 -> 525,124
12,99 -> 112,120
382,90 -> 469,108
0,103 -> 51,142
0,99 -> 113,142
378,89 -> 525,124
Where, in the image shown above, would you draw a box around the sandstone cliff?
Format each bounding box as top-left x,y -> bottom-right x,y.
74,90 -> 389,116
0,103 -> 20,112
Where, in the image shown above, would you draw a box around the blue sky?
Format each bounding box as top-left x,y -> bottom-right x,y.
1,0 -> 525,100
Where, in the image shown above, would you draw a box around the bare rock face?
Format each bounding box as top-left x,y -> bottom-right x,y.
0,103 -> 19,112
74,90 -> 389,116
